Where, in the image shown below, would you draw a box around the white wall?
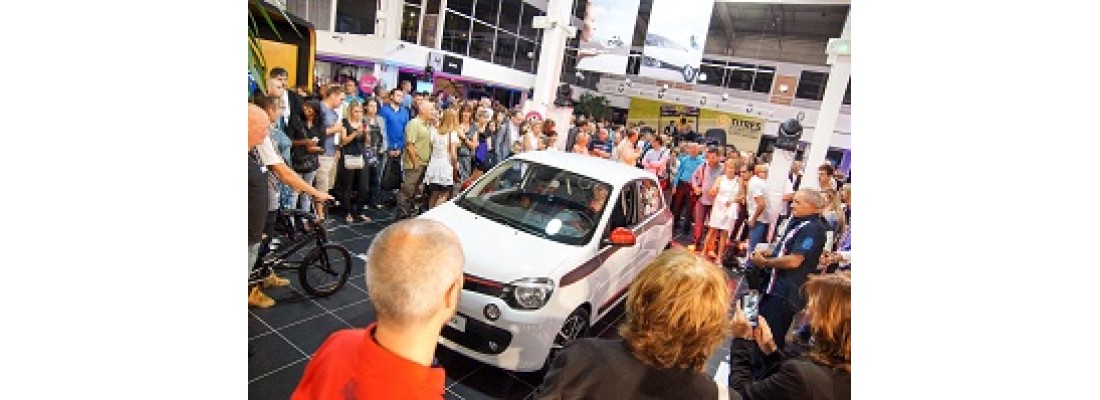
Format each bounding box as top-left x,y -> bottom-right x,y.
316,31 -> 538,90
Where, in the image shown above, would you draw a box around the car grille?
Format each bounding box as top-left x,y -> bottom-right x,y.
440,312 -> 513,355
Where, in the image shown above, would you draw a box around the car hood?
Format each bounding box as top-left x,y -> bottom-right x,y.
418,202 -> 575,284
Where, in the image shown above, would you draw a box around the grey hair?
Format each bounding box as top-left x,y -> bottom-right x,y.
797,188 -> 827,209
365,220 -> 464,325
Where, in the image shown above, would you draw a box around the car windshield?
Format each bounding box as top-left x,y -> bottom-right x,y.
455,159 -> 612,246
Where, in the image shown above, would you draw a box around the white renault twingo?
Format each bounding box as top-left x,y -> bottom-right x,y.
418,151 -> 674,372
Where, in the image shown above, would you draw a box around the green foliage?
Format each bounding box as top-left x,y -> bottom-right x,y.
248,0 -> 302,97
575,93 -> 611,121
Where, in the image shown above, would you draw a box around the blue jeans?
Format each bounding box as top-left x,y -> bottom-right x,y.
292,170 -> 318,213
744,222 -> 770,268
248,242 -> 261,280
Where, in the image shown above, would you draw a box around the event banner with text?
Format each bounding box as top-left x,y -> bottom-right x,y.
575,0 -> 642,75
639,0 -> 715,83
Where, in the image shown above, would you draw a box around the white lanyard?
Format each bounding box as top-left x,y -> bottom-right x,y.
767,220 -> 811,294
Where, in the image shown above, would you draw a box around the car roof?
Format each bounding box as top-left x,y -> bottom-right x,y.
511,151 -> 656,187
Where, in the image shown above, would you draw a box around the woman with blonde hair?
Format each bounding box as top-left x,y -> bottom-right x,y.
423,108 -> 461,208
728,272 -> 851,399
537,249 -> 733,399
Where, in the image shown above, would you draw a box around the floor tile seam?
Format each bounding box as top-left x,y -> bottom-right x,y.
250,309 -> 312,358
248,356 -> 310,385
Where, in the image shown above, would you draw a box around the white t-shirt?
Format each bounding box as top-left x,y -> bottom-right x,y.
747,175 -> 768,223
257,136 -> 285,166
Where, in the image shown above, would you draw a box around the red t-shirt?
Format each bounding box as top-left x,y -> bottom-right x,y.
291,323 -> 446,400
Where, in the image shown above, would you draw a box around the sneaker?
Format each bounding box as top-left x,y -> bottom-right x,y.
263,272 -> 290,288
249,286 -> 275,308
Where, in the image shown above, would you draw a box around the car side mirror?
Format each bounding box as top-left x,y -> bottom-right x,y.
602,227 -> 636,247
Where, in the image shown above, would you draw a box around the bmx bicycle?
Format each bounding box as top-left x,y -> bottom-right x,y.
249,201 -> 352,297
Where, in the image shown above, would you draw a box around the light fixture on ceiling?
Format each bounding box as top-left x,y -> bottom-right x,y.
779,84 -> 789,93
745,103 -> 753,114
700,96 -> 707,105
625,78 -> 631,87
721,93 -> 729,101
699,72 -> 708,81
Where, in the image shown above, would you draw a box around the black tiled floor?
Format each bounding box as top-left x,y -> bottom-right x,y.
281,314 -> 351,356
251,216 -> 755,399
249,357 -> 308,400
249,331 -> 308,382
250,289 -> 328,330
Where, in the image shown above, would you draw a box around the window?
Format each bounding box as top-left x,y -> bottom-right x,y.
335,0 -> 377,34
400,3 -> 422,44
626,51 -> 641,75
448,0 -> 474,16
469,21 -> 496,62
514,38 -> 535,73
498,0 -> 521,34
441,10 -> 471,55
519,3 -> 543,41
494,32 -> 517,68
475,0 -> 500,25
698,60 -> 726,87
796,71 -> 828,101
724,63 -> 774,93
607,183 -> 638,233
455,159 -> 611,246
751,67 -> 775,93
637,179 -> 662,220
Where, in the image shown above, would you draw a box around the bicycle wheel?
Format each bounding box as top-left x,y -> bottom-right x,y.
299,243 -> 352,297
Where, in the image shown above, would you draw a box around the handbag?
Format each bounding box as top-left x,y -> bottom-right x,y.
290,145 -> 319,173
344,154 -> 365,169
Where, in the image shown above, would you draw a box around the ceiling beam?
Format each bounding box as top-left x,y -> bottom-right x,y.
714,0 -> 850,5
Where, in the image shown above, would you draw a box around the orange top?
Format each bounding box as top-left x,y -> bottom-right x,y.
291,323 -> 446,400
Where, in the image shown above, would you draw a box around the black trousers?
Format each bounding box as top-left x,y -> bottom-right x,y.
337,159 -> 370,217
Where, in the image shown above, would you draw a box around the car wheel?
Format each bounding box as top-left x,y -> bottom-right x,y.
682,65 -> 697,82
542,307 -> 591,371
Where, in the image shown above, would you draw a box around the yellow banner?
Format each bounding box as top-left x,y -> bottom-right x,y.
627,97 -> 764,152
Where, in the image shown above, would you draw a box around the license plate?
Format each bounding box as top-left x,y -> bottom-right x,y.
447,315 -> 467,332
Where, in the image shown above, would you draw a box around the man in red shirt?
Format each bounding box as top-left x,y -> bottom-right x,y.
291,219 -> 465,400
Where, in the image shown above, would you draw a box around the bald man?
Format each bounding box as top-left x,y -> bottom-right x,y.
249,103 -> 334,308
292,219 -> 464,400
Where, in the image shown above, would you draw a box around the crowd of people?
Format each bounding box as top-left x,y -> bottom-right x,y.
249,67 -> 853,398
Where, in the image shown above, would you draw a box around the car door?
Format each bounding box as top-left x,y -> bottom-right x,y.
593,182 -> 642,319
628,178 -> 666,283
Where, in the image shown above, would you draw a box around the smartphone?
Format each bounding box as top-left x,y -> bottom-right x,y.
742,290 -> 761,327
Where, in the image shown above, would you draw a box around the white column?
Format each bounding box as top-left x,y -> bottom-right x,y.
801,10 -> 850,190
375,0 -> 404,40
528,0 -> 573,116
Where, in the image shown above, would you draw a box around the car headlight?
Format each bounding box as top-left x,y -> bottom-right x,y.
502,278 -> 555,310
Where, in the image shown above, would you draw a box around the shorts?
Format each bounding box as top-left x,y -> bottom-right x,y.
428,183 -> 454,193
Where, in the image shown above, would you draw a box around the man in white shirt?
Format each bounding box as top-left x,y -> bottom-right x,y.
744,164 -> 771,270
613,129 -> 641,166
250,102 -> 334,308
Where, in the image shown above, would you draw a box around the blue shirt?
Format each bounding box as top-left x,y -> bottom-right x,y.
320,103 -> 339,156
766,215 -> 827,304
588,139 -> 612,158
378,104 -> 411,151
673,154 -> 705,187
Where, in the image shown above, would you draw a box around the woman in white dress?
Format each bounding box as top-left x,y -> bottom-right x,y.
701,159 -> 742,262
424,108 -> 460,209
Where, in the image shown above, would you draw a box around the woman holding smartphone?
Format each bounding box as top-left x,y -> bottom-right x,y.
728,272 -> 851,399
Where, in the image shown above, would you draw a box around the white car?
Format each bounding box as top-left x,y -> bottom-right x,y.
419,151 -> 674,372
642,33 -> 698,82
